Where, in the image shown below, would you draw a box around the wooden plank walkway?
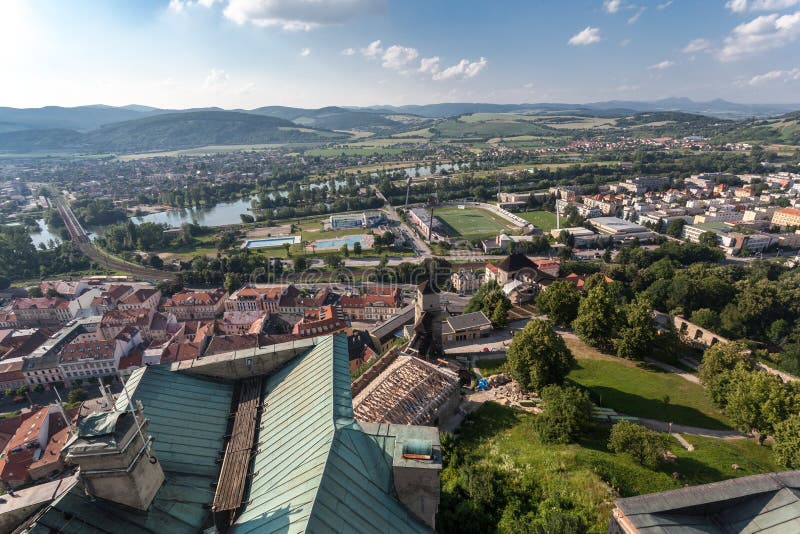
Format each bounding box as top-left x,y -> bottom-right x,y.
212,378 -> 262,515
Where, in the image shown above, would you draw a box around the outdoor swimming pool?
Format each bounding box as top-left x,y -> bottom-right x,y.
314,234 -> 372,250
243,236 -> 300,249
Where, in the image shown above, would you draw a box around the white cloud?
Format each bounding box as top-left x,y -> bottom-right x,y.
168,0 -> 218,12
432,57 -> 488,80
419,56 -> 441,74
683,38 -> 712,53
620,38 -> 632,47
604,0 -> 622,13
361,39 -> 383,58
648,59 -> 676,69
749,67 -> 800,83
718,11 -> 800,61
341,47 -> 356,56
726,0 -> 800,12
203,68 -> 229,90
381,45 -> 418,70
300,47 -> 311,56
523,82 -> 534,88
568,26 -> 602,45
657,0 -> 673,9
223,0 -> 383,31
628,6 -> 645,24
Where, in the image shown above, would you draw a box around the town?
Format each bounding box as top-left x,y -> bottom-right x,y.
4,1 -> 800,532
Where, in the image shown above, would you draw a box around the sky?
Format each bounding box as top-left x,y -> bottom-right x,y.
2,0 -> 800,109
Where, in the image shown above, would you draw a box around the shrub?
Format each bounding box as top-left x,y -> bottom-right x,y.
608,420 -> 670,468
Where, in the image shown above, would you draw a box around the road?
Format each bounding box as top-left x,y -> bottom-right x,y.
57,201 -> 173,281
373,185 -> 432,256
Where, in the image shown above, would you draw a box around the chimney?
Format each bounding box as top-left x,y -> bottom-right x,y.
64,405 -> 164,510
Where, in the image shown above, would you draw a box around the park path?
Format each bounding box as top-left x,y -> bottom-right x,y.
643,358 -> 701,384
636,417 -> 745,439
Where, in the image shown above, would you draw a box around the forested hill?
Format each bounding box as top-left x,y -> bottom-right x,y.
0,110 -> 348,154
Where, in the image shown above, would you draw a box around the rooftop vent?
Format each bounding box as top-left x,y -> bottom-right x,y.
402,439 -> 433,460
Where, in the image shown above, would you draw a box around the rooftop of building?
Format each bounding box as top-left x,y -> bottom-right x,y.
446,311 -> 492,333
26,334 -> 431,533
352,354 -> 460,426
614,470 -> 800,533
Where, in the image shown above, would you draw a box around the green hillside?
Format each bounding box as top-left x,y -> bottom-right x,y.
0,110 -> 349,154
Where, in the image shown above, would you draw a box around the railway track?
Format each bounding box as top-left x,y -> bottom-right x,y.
56,201 -> 173,281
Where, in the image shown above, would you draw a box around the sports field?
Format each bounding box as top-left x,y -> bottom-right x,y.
434,206 -> 508,238
519,210 -> 557,231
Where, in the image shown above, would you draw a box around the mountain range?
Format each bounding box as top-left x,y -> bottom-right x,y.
0,98 -> 797,154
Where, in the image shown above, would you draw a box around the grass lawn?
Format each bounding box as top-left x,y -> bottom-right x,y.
567,354 -> 732,431
476,357 -> 507,376
519,210 -> 557,231
441,402 -> 779,533
434,206 -> 508,239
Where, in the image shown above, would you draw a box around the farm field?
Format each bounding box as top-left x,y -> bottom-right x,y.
519,210 -> 557,231
434,205 -> 509,239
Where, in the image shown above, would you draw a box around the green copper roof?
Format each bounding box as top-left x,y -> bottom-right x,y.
115,364 -> 234,477
26,365 -> 234,534
233,334 -> 429,534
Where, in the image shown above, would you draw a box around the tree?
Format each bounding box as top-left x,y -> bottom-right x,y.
572,282 -> 621,351
689,308 -> 721,331
506,319 -> 575,392
68,388 -> 89,403
491,300 -> 510,329
292,257 -> 307,272
353,241 -> 362,255
774,414 -> 800,468
282,242 -> 291,257
340,243 -> 349,258
465,280 -> 511,329
533,385 -> 592,444
149,255 -> 164,269
698,231 -> 719,247
324,254 -> 343,269
608,420 -> 670,468
665,218 -> 686,238
27,286 -> 43,298
224,272 -> 242,294
535,281 -> 581,327
239,213 -> 255,224
698,341 -> 754,407
616,295 -> 657,360
724,366 -> 788,443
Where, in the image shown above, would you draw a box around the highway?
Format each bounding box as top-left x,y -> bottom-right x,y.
57,201 -> 173,281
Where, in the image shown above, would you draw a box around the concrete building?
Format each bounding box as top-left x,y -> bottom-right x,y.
442,311 -> 492,344
162,288 -> 226,320
589,217 -> 656,242
291,305 -> 351,337
329,211 -> 385,229
116,287 -> 161,312
224,285 -> 284,313
12,298 -> 71,327
338,290 -> 402,322
772,207 -> 800,228
451,269 -> 481,295
549,226 -> 599,247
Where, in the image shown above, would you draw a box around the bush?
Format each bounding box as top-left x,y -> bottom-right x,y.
68,388 -> 89,404
533,385 -> 592,444
608,420 -> 670,468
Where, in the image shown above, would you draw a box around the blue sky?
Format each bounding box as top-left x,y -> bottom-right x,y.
2,0 -> 800,108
